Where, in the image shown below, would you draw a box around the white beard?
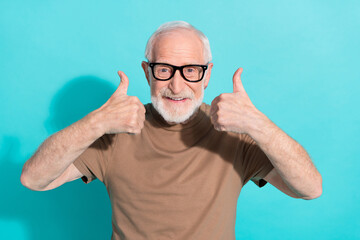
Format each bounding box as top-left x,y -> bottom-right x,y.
151,85 -> 204,124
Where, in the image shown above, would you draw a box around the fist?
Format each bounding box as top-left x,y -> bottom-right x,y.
94,71 -> 146,134
210,68 -> 260,134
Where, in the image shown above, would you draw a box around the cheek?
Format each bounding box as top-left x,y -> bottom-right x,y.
151,81 -> 168,96
189,84 -> 204,98
195,89 -> 203,98
150,84 -> 157,96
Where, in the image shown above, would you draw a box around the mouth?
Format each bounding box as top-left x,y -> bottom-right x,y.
164,96 -> 189,103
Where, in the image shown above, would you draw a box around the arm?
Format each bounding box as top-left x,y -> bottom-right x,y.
263,168 -> 302,199
20,71 -> 145,191
20,112 -> 103,191
248,112 -> 322,200
210,68 -> 322,200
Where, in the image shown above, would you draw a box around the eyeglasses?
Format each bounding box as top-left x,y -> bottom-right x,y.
148,62 -> 208,82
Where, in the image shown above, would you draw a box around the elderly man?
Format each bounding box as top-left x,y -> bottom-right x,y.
21,21 -> 322,240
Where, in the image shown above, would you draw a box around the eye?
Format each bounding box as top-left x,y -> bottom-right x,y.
184,67 -> 199,75
154,65 -> 173,79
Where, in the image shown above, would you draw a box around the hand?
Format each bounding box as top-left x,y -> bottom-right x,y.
210,68 -> 261,134
94,71 -> 146,134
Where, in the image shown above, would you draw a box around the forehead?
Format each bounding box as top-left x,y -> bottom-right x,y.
152,29 -> 205,65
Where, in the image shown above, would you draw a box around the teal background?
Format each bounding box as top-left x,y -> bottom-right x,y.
1,0 -> 359,239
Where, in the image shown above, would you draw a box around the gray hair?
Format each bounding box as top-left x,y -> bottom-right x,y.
144,21 -> 212,63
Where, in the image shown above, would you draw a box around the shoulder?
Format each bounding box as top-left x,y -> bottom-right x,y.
87,133 -> 118,151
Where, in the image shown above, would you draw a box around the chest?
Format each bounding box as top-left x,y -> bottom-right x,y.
105,133 -> 242,208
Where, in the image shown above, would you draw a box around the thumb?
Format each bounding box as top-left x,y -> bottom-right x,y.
232,67 -> 245,93
116,71 -> 129,95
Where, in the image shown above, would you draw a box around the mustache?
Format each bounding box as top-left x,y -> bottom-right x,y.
159,88 -> 195,99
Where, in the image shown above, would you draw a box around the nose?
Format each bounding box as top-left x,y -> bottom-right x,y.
168,69 -> 186,95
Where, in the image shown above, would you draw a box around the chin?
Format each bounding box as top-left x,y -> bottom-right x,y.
151,94 -> 203,124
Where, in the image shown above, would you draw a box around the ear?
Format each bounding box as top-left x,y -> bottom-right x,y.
141,61 -> 151,86
203,63 -> 213,90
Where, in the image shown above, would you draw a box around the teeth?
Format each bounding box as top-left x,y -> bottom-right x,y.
169,97 -> 184,101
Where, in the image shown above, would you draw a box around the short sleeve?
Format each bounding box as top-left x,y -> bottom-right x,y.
238,134 -> 274,188
73,134 -> 116,184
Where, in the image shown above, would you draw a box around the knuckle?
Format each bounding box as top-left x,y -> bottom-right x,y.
126,125 -> 137,133
125,96 -> 133,103
130,96 -> 139,103
210,116 -> 214,125
211,97 -> 218,106
209,105 -> 215,114
129,117 -> 137,126
124,126 -> 132,133
124,119 -> 135,129
217,115 -> 225,125
132,128 -> 141,134
132,104 -> 139,111
215,111 -> 221,118
139,120 -> 145,128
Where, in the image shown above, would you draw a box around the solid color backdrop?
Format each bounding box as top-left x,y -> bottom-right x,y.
1,0 -> 359,239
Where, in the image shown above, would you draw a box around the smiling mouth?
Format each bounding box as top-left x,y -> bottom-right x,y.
164,96 -> 188,102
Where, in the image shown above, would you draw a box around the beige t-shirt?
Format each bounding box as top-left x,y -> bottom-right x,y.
73,103 -> 274,240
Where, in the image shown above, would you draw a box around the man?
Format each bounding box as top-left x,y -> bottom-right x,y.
21,21 -> 322,240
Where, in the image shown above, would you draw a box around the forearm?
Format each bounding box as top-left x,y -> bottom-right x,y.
21,110 -> 104,189
247,110 -> 322,199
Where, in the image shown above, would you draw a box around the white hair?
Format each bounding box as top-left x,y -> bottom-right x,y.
145,21 -> 212,63
151,80 -> 205,124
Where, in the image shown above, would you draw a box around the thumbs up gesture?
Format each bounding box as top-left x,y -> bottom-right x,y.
92,71 -> 146,135
210,68 -> 262,134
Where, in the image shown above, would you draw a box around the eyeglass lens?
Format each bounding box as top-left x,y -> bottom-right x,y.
154,64 -> 204,81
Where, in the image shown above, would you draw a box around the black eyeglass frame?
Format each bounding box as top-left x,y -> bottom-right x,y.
148,62 -> 208,82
